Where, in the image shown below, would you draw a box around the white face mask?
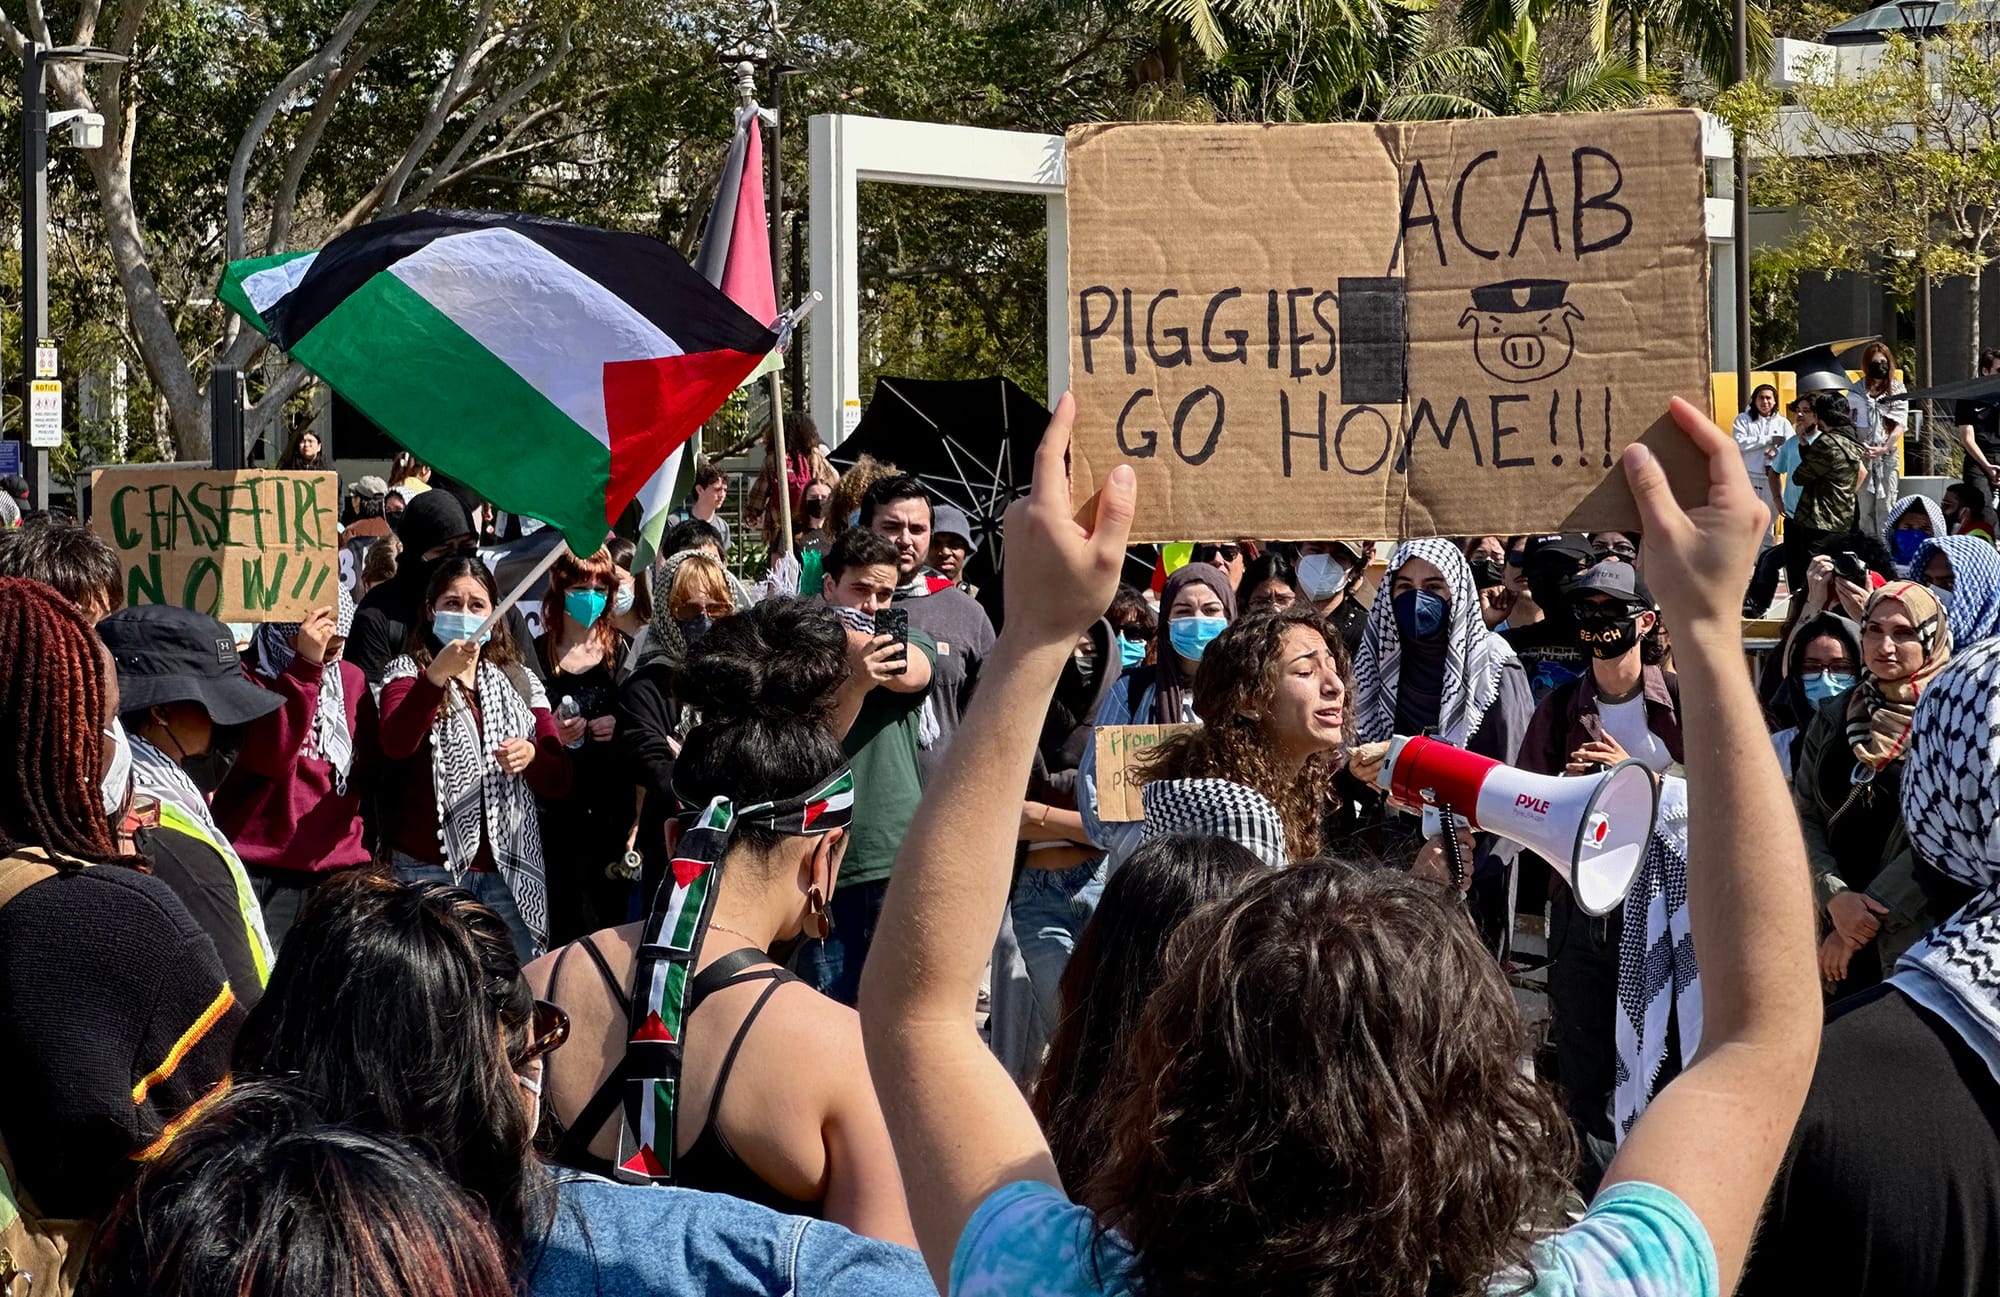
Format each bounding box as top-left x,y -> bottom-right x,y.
1296,552 -> 1348,601
101,717 -> 132,818
613,578 -> 635,617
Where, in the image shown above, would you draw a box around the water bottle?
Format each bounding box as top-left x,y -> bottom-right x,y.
557,696 -> 585,749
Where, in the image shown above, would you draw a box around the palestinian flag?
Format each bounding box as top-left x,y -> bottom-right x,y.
220,210 -> 777,556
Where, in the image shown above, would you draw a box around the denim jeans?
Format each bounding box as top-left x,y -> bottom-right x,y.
392,853 -> 540,964
799,879 -> 889,1007
988,856 -> 1107,1081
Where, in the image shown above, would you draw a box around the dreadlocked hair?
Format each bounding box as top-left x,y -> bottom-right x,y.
0,577 -> 118,864
1137,606 -> 1337,860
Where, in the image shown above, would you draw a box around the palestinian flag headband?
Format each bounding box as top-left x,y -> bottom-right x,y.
613,765 -> 854,1184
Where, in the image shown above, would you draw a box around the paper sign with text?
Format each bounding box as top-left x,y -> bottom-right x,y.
1065,109 -> 1713,541
1094,723 -> 1196,822
91,468 -> 341,622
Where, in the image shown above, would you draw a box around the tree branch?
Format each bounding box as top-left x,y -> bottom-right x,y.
226,0 -> 385,268
405,23 -> 571,209
378,0 -> 501,213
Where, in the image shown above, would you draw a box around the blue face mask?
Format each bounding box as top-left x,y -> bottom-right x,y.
1118,634 -> 1148,669
1393,588 -> 1450,642
564,587 -> 608,629
1891,528 -> 1928,566
431,609 -> 492,646
1167,615 -> 1228,662
1801,669 -> 1857,705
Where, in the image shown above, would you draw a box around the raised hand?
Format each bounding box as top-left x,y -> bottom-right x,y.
294,605 -> 338,666
1000,393 -> 1136,649
1621,397 -> 1769,635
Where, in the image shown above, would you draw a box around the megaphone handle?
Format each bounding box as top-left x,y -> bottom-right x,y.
1437,799 -> 1469,891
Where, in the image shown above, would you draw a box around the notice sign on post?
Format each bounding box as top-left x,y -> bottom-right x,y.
89,468 -> 340,621
1064,109 -> 1714,541
29,380 -> 62,448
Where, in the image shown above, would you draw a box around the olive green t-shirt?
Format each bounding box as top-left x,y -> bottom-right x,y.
838,628 -> 937,888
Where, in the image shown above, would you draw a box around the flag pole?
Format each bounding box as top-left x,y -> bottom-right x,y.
472,538 -> 569,643
765,291 -> 821,570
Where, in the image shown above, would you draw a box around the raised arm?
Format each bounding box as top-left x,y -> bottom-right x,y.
857,394 -> 1136,1291
1602,397 -> 1822,1290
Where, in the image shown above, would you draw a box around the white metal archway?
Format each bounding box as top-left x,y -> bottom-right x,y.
807,114 -> 1067,444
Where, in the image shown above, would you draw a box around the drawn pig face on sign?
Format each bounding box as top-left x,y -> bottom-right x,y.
1458,279 -> 1584,384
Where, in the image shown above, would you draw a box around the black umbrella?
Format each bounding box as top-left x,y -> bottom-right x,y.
1904,372 -> 2000,405
829,375 -> 1051,577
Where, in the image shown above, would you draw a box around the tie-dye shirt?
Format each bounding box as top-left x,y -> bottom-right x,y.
951,1179 -> 1715,1297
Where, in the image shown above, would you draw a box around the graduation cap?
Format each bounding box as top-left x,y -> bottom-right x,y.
1758,338 -> 1877,396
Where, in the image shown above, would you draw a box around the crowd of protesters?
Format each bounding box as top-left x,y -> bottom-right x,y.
2,376 -> 2000,1297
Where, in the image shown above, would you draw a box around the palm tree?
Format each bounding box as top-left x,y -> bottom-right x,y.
1450,0 -> 1770,83
1381,10 -> 1651,118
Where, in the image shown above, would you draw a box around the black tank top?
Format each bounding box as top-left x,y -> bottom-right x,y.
547,939 -> 820,1217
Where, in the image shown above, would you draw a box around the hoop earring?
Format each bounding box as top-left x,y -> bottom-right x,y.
803,885 -> 833,941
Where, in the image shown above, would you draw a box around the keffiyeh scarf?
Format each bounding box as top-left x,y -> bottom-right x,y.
1882,495 -> 1948,574
614,766 -> 855,1183
1352,537 -> 1515,745
1892,638 -> 2000,1083
252,587 -> 357,793
1912,535 -> 2000,647
1614,775 -> 1702,1141
1846,581 -> 1952,772
382,654 -> 549,949
826,603 -> 942,748
638,548 -> 755,672
1140,777 -> 1289,869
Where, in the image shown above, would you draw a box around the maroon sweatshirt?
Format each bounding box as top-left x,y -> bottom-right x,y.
212,657 -> 376,873
377,672 -> 570,870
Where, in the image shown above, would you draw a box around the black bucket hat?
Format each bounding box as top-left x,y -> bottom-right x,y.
98,605 -> 284,726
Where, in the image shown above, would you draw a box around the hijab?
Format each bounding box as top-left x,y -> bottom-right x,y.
1154,563 -> 1236,726
1353,537 -> 1515,745
365,490 -> 474,616
1882,495 -> 1948,574
1892,638 -> 2000,1081
1846,581 -> 1952,772
1777,611 -> 1861,735
1912,535 -> 2000,647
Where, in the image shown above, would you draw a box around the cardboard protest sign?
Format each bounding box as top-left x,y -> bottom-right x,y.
1065,110 -> 1713,541
91,469 -> 341,622
1094,723 -> 1196,822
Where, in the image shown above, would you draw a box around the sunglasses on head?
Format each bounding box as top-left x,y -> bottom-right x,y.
519,998 -> 570,1065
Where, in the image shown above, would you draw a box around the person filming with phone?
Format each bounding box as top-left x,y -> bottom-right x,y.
814,527 -> 934,1005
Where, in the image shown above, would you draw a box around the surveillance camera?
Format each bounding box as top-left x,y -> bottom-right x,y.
69,112 -> 105,150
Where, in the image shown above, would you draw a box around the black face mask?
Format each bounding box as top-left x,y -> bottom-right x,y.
1868,359 -> 1892,379
677,614 -> 714,648
804,497 -> 827,521
163,720 -> 244,793
1469,556 -> 1507,589
1573,609 -> 1644,660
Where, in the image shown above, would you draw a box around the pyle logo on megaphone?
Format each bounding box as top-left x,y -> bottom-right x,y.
1378,735 -> 1658,916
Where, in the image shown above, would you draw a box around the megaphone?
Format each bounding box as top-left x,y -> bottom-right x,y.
1376,735 -> 1658,916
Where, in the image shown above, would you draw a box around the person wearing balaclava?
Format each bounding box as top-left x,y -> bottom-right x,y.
1744,637 -> 2000,1297
1912,534 -> 2000,648
1881,493 -> 1946,577
1350,538 -> 1533,954
1795,581 -> 1954,1002
99,604 -> 283,1001
1077,562 -> 1236,863
345,488 -> 543,685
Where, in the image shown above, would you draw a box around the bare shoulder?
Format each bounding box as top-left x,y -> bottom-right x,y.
525,922 -> 641,998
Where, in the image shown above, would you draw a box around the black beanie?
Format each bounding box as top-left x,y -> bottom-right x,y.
396,490 -> 473,559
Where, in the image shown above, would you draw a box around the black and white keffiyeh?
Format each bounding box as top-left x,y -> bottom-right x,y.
1614,775 -> 1702,1141
382,654 -> 550,950
252,587 -> 357,793
1141,777 -> 1289,869
1352,538 -> 1516,745
1891,638 -> 2000,1080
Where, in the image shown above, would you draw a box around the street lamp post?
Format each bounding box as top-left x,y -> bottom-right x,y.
1731,0 -> 1752,417
1896,0 -> 1940,470
18,41 -> 125,513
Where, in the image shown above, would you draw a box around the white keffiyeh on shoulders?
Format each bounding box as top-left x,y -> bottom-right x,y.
1351,537 -> 1517,746
252,587 -> 357,793
383,654 -> 550,951
1614,775 -> 1703,1141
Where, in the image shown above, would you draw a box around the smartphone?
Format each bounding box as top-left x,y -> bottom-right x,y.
873,606 -> 910,675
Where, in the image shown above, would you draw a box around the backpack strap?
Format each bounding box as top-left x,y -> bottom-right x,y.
0,853 -> 59,913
